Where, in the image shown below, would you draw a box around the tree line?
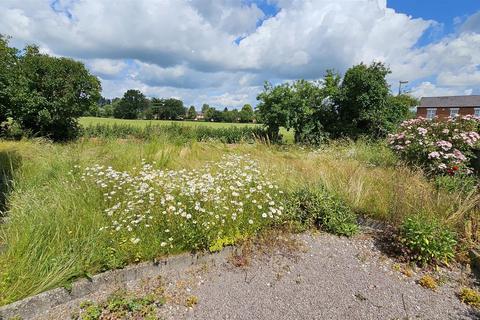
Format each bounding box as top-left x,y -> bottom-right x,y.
88,89 -> 256,123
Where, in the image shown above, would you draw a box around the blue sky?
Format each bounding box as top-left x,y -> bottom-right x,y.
1,0 -> 479,107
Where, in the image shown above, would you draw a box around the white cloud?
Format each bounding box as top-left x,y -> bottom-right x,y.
87,59 -> 127,77
0,1 -> 479,106
410,82 -> 473,98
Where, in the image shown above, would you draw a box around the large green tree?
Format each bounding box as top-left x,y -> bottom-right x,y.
334,62 -> 393,138
11,45 -> 101,140
114,89 -> 148,119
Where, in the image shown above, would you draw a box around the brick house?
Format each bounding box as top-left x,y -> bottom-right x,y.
417,95 -> 480,119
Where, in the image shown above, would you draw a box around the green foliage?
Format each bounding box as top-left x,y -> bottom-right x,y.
434,174 -> 478,194
10,45 -> 101,141
113,90 -> 149,119
334,62 -> 410,138
0,36 -> 20,128
288,186 -> 358,236
74,290 -> 165,320
400,214 -> 457,265
239,104 -> 254,123
150,97 -> 186,120
186,105 -> 197,120
256,63 -> 412,144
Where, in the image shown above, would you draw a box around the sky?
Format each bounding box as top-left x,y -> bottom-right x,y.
1,0 -> 479,108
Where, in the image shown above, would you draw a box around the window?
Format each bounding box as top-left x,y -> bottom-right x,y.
475,108 -> 480,117
449,108 -> 459,118
426,108 -> 436,120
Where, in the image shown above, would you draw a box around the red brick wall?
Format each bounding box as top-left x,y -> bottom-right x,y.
417,107 -> 476,119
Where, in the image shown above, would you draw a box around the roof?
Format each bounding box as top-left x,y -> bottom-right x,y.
419,95 -> 480,108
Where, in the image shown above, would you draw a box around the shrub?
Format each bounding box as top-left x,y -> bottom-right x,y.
388,116 -> 480,176
288,186 -> 358,236
399,214 -> 457,265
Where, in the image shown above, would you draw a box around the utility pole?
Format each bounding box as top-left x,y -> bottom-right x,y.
398,80 -> 408,95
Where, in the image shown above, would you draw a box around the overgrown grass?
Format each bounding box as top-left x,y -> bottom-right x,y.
0,138 -> 478,305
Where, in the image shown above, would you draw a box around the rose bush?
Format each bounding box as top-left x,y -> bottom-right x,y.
388,115 -> 480,175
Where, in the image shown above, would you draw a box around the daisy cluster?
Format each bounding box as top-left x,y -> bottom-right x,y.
388,115 -> 480,175
81,154 -> 285,247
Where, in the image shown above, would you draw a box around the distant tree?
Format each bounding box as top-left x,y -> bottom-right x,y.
204,106 -> 216,121
239,104 -> 254,123
201,104 -> 210,114
151,98 -> 186,120
220,108 -> 238,123
114,89 -> 148,119
211,109 -> 224,122
186,105 -> 197,120
11,45 -> 101,140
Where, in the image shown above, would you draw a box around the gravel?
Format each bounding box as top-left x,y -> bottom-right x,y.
37,232 -> 479,320
159,233 -> 478,320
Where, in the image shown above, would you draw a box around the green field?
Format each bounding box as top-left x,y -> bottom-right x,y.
79,117 -> 258,128
79,117 -> 294,143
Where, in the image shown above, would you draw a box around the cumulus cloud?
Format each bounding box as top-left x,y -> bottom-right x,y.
411,82 -> 473,98
0,0 -> 479,106
87,59 -> 127,78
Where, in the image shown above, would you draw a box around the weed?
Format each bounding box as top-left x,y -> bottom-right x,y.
73,290 -> 165,320
400,214 -> 457,265
418,275 -> 438,290
458,287 -> 480,309
288,186 -> 358,237
185,295 -> 198,308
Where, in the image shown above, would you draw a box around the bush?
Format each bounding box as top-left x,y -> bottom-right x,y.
399,214 -> 457,265
288,186 -> 358,236
389,116 -> 480,176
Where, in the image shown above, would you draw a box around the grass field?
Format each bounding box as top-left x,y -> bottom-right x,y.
1,137 -> 477,305
79,117 -> 294,143
79,117 -> 258,128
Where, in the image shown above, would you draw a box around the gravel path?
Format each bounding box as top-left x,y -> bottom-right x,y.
158,233 -> 477,320
38,232 -> 478,320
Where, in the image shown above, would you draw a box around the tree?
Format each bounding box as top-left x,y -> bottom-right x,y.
150,98 -> 185,120
186,105 -> 197,120
334,62 -> 393,138
201,104 -> 210,114
11,45 -> 101,140
114,89 -> 148,119
256,82 -> 292,141
0,36 -> 19,129
204,105 -> 216,121
239,104 -> 254,123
